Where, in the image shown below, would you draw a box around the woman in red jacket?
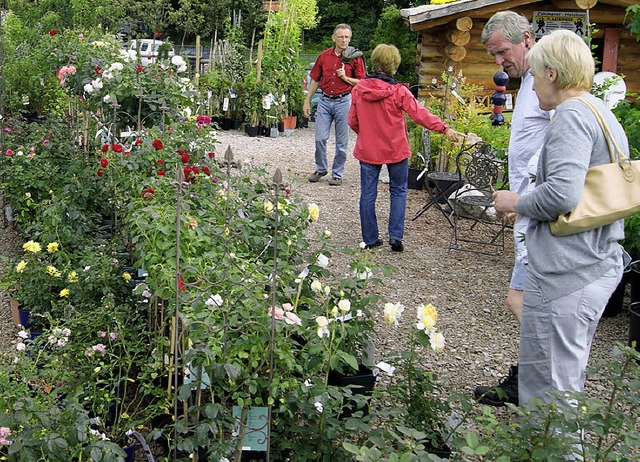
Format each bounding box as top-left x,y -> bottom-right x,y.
348,44 -> 463,252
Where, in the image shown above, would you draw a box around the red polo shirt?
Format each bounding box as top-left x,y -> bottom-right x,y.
310,47 -> 366,95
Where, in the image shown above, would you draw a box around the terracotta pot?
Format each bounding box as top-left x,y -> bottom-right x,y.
283,115 -> 297,130
10,299 -> 30,327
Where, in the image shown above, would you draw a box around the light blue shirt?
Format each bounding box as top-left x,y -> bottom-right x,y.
508,70 -> 553,195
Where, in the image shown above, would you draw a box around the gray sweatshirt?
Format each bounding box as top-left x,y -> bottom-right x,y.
517,93 -> 627,301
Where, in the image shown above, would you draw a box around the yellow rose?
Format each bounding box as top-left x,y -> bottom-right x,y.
123,272 -> 132,282
47,242 -> 60,253
23,240 -> 41,253
16,261 -> 27,273
68,271 -> 78,283
59,288 -> 70,298
263,200 -> 274,213
430,332 -> 445,352
308,203 -> 319,221
47,266 -> 61,278
417,303 -> 438,330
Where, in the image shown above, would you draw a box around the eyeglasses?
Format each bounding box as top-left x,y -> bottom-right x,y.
334,35 -> 351,40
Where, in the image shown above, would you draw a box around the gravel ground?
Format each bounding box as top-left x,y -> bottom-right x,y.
0,123 -> 632,408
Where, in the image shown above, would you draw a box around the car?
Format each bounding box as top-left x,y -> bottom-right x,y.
124,39 -> 175,66
116,20 -> 152,41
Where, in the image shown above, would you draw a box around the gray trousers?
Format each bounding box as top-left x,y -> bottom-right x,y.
519,265 -> 622,408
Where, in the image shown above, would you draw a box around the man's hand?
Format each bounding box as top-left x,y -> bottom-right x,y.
493,190 -> 520,214
336,64 -> 346,80
303,100 -> 311,117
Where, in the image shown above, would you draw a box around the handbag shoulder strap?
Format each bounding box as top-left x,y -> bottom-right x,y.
573,96 -> 627,161
574,96 -> 635,182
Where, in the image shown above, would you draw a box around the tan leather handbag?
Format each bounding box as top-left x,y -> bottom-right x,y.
550,97 -> 640,236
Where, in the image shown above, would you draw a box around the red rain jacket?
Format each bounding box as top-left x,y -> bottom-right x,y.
348,76 -> 449,165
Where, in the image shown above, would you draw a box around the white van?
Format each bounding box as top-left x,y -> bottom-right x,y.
126,39 -> 175,66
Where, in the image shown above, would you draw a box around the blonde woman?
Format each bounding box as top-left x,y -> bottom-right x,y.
348,44 -> 462,251
493,30 -> 629,411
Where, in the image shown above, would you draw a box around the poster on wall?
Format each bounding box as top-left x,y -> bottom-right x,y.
532,11 -> 589,40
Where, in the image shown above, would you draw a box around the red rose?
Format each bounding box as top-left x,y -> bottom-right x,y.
180,152 -> 190,164
152,139 -> 163,150
97,169 -> 103,177
101,144 -> 109,153
208,152 -> 215,158
136,64 -> 143,74
141,187 -> 155,200
202,166 -> 210,176
134,138 -> 143,146
49,29 -> 57,36
112,144 -> 123,153
99,158 -> 108,168
178,274 -> 186,293
157,159 -> 164,165
95,66 -> 102,76
157,170 -> 166,176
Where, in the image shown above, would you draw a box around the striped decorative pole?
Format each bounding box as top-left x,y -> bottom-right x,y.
490,71 -> 509,126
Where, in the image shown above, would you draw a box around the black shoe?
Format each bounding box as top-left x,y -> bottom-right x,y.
364,239 -> 383,250
389,239 -> 404,252
474,364 -> 519,407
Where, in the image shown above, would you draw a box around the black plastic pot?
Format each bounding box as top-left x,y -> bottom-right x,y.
246,125 -> 260,137
221,117 -> 234,130
408,167 -> 425,190
629,261 -> 640,304
328,365 -> 376,418
603,272 -> 628,317
629,302 -> 640,353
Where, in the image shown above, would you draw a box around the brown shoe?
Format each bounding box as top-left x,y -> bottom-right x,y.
308,171 -> 328,182
328,177 -> 343,186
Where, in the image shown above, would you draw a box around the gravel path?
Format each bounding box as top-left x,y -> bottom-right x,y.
0,123 -> 631,405
212,125 -> 632,400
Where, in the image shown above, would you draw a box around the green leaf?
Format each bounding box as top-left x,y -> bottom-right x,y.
465,431 -> 479,448
341,352 -> 359,372
342,442 -> 360,454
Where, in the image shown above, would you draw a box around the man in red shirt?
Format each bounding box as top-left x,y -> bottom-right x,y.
303,24 -> 366,186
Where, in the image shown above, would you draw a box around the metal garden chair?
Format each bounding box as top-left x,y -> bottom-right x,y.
448,142 -> 508,257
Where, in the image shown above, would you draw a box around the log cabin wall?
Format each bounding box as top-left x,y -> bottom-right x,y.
412,1 -> 639,106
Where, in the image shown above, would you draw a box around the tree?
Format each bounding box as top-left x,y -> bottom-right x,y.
371,5 -> 419,86
306,0 -> 385,50
127,0 -> 173,36
6,0 -> 129,31
168,0 -> 208,45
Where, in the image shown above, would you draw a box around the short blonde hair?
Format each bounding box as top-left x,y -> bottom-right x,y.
371,44 -> 401,75
527,30 -> 594,91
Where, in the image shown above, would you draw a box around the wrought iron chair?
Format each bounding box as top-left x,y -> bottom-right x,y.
448,142 -> 508,257
412,128 -> 465,226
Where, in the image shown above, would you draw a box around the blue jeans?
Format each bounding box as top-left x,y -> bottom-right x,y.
359,159 -> 408,245
314,94 -> 351,179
